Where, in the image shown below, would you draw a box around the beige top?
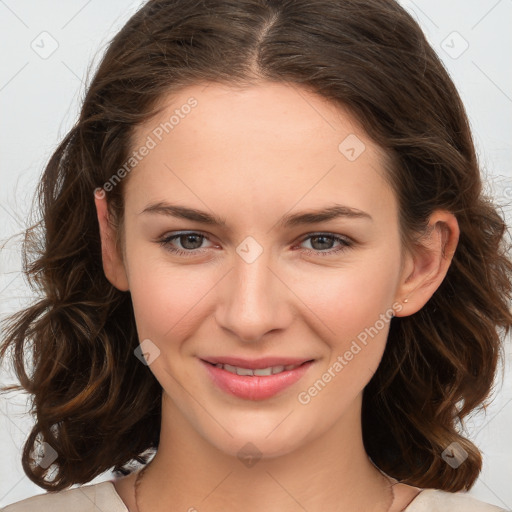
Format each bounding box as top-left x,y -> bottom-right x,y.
1,480 -> 508,511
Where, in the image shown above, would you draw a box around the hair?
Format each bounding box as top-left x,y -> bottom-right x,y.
1,0 -> 511,494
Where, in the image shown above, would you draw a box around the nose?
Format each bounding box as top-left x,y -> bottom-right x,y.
214,249 -> 294,343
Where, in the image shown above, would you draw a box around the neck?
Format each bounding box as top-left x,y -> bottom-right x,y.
135,392 -> 393,512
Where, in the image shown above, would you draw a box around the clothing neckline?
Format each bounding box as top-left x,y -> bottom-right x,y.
401,488 -> 432,510
104,480 -> 131,511
105,479 -> 429,511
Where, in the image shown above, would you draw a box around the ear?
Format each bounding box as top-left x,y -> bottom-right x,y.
94,188 -> 130,291
394,210 -> 459,317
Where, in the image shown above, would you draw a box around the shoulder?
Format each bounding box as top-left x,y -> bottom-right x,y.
405,489 -> 509,512
1,481 -> 128,512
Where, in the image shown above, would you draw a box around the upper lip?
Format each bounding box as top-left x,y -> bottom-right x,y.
201,356 -> 313,369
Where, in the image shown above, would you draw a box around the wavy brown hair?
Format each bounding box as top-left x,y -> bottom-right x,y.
1,0 -> 511,493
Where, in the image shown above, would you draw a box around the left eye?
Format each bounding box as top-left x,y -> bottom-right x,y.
299,233 -> 352,256
157,232 -> 353,257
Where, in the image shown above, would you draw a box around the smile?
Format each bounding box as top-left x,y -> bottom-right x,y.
212,363 -> 302,376
200,358 -> 314,400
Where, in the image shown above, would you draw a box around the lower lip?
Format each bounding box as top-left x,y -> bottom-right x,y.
201,360 -> 314,401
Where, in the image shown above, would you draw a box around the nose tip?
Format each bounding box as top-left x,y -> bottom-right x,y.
214,258 -> 293,344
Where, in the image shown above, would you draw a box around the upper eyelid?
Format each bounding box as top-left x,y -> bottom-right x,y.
159,231 -> 216,245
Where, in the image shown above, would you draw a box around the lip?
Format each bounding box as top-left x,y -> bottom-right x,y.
200,357 -> 314,401
201,356 -> 311,369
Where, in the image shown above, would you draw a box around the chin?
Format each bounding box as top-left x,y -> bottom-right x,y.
201,416 -> 316,463
215,434 -> 303,462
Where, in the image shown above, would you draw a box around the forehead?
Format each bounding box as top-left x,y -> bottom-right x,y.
126,81 -> 397,226
134,81 -> 368,152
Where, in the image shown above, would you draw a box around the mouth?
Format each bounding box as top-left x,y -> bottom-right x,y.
200,357 -> 315,400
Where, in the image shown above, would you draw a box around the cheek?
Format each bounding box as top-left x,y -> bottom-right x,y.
126,252 -> 218,343
294,259 -> 399,341
294,252 -> 400,389
295,273 -> 395,418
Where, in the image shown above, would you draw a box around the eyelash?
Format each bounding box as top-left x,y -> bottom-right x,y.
157,231 -> 354,258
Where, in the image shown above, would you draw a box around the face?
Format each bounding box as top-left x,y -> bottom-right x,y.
97,81 -> 427,460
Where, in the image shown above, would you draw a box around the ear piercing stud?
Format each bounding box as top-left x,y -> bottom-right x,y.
392,298 -> 409,318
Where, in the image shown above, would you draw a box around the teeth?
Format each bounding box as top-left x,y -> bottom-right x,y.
236,367 -> 254,376
253,367 -> 272,376
215,363 -> 301,376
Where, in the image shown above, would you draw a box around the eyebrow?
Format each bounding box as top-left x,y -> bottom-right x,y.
140,202 -> 373,228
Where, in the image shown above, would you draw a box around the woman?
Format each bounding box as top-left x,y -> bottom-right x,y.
1,0 -> 511,511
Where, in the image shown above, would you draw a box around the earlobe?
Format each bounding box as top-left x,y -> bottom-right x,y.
93,188 -> 130,292
394,210 -> 459,317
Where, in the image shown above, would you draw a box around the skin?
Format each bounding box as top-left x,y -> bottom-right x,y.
94,81 -> 459,512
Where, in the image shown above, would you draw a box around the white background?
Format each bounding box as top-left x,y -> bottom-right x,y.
0,0 -> 511,509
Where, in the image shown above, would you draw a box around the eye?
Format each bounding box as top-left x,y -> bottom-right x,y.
157,231 -> 354,258
158,231 -> 213,257
298,233 -> 353,257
